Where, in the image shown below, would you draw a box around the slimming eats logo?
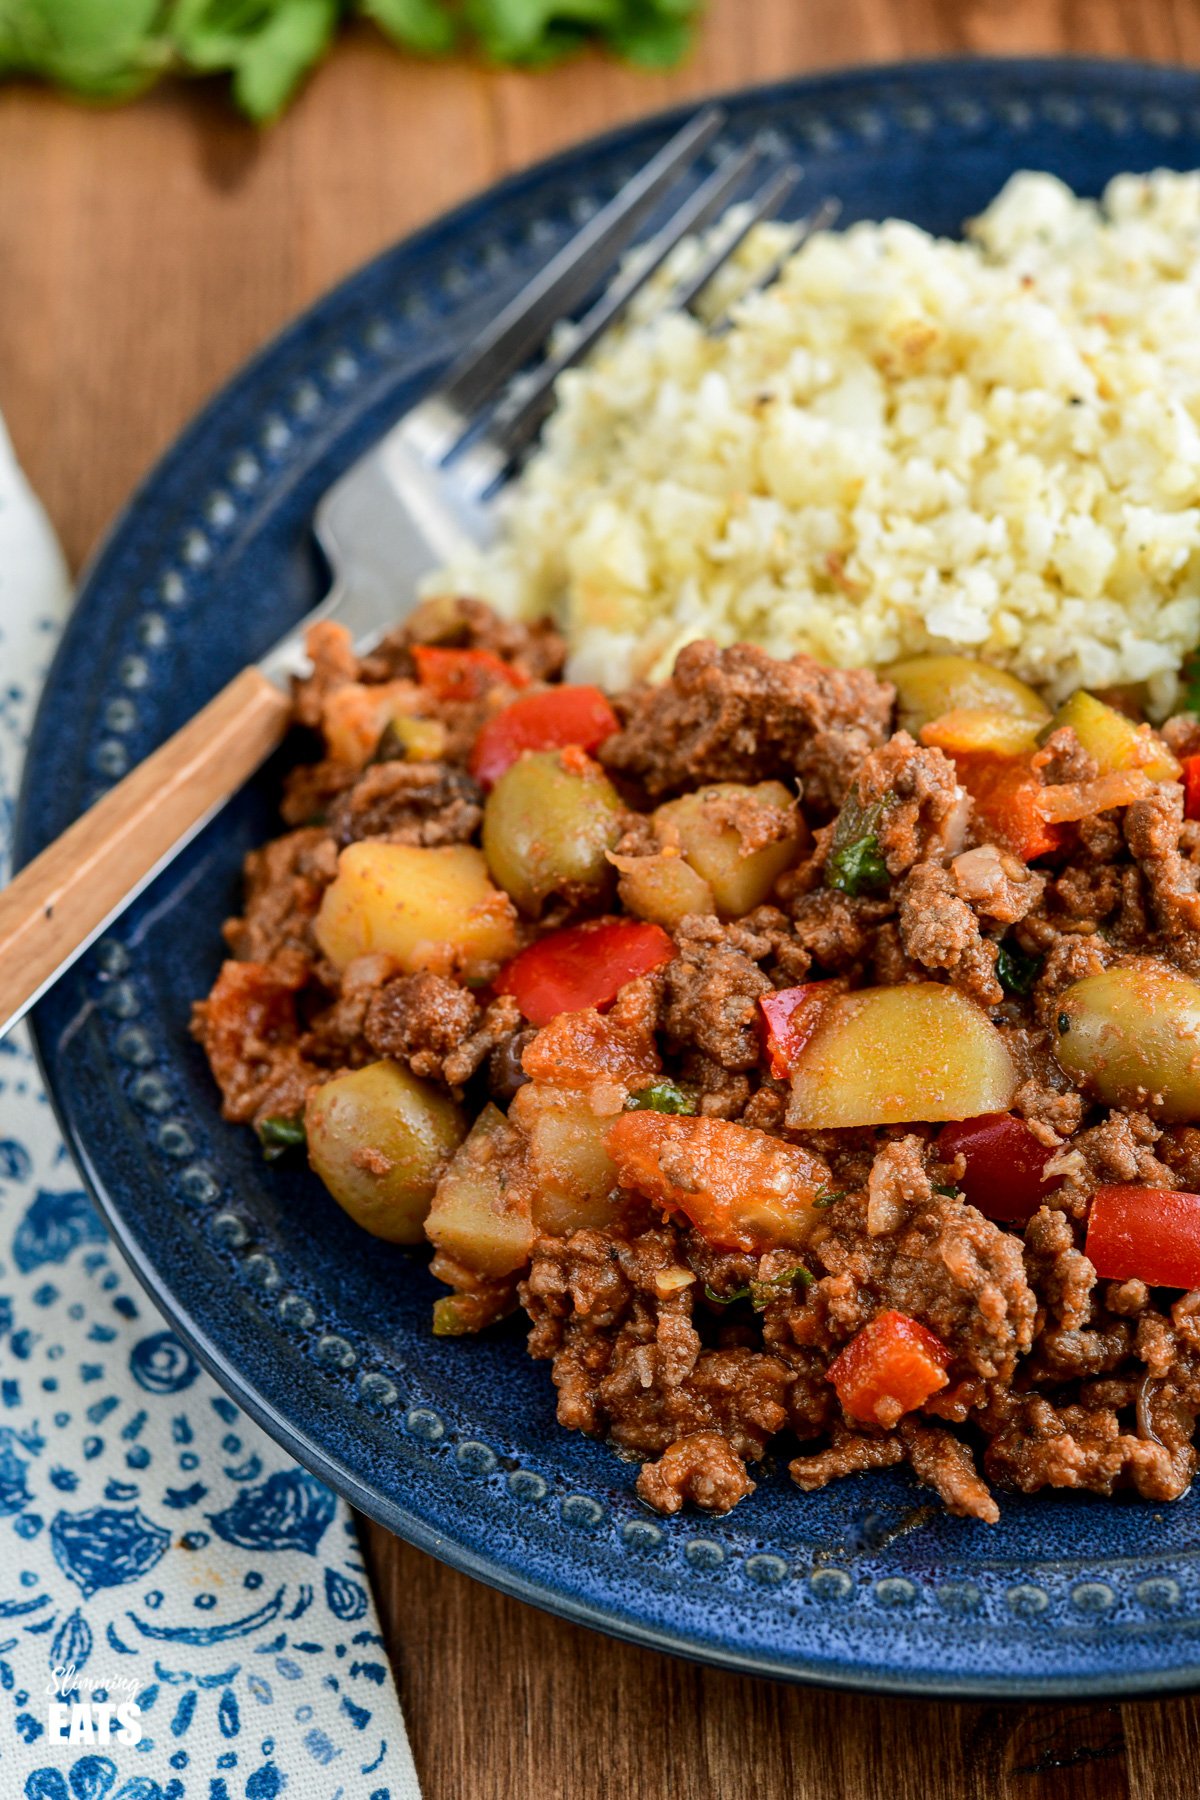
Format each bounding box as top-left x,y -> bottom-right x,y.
44,1664 -> 143,1746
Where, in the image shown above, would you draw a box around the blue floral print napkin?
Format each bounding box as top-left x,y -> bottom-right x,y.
0,416 -> 422,1800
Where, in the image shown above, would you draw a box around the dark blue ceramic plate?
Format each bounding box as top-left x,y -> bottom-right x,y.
21,57 -> 1200,1699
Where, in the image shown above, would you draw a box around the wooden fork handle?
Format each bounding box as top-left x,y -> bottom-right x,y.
0,665 -> 292,1038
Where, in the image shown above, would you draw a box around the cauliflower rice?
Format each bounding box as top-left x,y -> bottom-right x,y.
429,169 -> 1200,714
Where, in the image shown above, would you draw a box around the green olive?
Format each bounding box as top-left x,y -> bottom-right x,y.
306,1060 -> 465,1243
1054,958 -> 1200,1122
482,749 -> 623,917
886,654 -> 1051,735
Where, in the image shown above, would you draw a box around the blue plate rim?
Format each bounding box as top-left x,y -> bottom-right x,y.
19,53 -> 1200,1702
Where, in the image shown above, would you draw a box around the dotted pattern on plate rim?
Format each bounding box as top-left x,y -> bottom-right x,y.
68,81 -> 1200,1635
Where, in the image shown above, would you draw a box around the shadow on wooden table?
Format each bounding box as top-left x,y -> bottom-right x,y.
361,1520 -> 1200,1800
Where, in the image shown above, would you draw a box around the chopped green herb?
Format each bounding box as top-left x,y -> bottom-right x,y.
256,1114 -> 306,1161
626,1080 -> 697,1116
932,1182 -> 961,1199
749,1266 -> 813,1310
827,798 -> 890,897
995,940 -> 1042,999
704,1267 -> 813,1311
813,1189 -> 847,1210
704,1282 -> 752,1307
1057,1012 -> 1071,1036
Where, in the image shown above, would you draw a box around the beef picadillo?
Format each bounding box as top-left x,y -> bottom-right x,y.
194,598 -> 1200,1522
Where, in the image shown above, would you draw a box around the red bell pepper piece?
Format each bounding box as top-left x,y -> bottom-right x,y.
1183,754 -> 1200,822
759,981 -> 844,1080
412,645 -> 527,703
937,1112 -> 1055,1224
951,751 -> 1064,862
1085,1185 -> 1200,1289
828,1309 -> 951,1428
469,684 -> 620,788
496,918 -> 675,1027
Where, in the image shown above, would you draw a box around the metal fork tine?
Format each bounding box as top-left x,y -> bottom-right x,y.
451,138 -> 784,499
397,106 -> 725,466
708,195 -> 842,335
659,160 -> 802,318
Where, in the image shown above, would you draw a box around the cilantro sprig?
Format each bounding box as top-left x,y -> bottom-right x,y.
0,0 -> 704,120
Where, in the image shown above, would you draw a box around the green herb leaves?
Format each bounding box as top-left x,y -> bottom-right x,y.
0,0 -> 703,119
256,1113 -> 307,1160
0,0 -> 166,99
995,938 -> 1042,999
703,1266 -> 812,1311
625,1079 -> 697,1116
826,797 -> 890,897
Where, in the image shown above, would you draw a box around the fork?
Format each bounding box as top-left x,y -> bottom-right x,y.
0,106 -> 826,1042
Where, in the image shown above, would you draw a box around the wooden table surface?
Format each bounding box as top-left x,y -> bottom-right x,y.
6,2 -> 1200,1793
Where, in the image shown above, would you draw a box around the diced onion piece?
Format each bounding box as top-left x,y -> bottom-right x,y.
1085,1185 -> 1200,1289
785,983 -> 1016,1130
606,1111 -> 827,1252
1050,689 -> 1181,782
1036,768 -> 1153,823
829,1310 -> 950,1427
314,842 -> 518,981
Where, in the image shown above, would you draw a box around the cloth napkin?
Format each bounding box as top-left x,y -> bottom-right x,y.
0,415 -> 422,1800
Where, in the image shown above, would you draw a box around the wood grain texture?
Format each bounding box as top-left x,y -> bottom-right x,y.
0,667 -> 289,1035
4,1 -> 1200,1792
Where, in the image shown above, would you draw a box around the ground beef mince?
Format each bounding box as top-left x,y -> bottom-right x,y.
194,602 -> 1200,1523
601,640 -> 894,802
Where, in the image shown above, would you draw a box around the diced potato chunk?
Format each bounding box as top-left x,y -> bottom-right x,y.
483,749 -> 623,917
920,708 -> 1041,759
425,1103 -> 535,1276
610,847 -> 716,929
785,983 -> 1015,1129
1050,690 -> 1180,782
887,655 -> 1050,735
314,842 -> 518,981
511,1084 -> 623,1234
606,1112 -> 828,1252
653,781 -> 808,919
1054,958 -> 1200,1122
306,1060 -> 464,1243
